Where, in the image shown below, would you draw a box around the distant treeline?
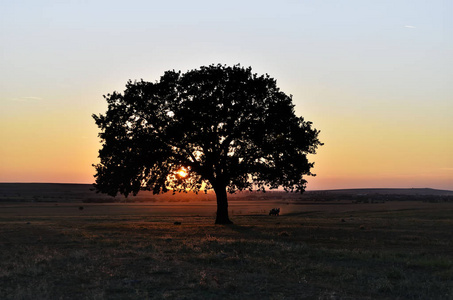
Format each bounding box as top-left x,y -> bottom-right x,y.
0,183 -> 452,203
300,193 -> 453,203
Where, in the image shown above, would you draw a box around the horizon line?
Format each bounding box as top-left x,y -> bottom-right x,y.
1,182 -> 452,193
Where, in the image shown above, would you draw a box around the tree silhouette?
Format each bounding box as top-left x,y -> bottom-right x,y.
93,64 -> 322,224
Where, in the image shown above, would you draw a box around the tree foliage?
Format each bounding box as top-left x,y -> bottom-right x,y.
93,64 -> 322,223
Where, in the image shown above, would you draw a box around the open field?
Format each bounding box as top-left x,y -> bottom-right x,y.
1,198 -> 453,299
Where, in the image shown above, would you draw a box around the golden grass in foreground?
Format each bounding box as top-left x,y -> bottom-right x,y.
0,202 -> 452,299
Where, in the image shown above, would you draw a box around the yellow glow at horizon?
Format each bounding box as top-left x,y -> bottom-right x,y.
305,109 -> 453,190
0,105 -> 100,183
1,99 -> 452,190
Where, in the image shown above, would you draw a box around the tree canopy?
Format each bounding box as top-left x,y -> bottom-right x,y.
93,64 -> 322,224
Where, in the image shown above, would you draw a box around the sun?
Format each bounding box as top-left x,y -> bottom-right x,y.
176,167 -> 188,178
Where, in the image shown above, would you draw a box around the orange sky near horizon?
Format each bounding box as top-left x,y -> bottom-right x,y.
1,1 -> 452,191
1,92 -> 451,191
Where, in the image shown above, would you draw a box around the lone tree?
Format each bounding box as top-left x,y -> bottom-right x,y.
93,64 -> 322,224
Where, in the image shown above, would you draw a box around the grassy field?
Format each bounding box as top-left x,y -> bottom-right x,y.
0,200 -> 452,299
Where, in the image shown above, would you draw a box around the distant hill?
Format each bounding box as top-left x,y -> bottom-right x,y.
0,183 -> 214,203
307,188 -> 453,196
0,183 -> 452,203
0,183 -> 104,203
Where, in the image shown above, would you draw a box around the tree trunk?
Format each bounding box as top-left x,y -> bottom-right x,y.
214,185 -> 233,224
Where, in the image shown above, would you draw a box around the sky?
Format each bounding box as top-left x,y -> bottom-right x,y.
1,0 -> 452,190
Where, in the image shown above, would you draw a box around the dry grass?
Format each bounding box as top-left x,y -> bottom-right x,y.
0,202 -> 452,299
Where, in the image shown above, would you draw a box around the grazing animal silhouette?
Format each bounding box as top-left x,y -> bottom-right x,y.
269,208 -> 280,216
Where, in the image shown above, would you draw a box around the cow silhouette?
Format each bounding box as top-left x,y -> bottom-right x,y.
269,208 -> 280,216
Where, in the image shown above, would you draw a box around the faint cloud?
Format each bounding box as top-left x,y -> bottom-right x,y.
404,25 -> 416,29
23,96 -> 42,100
11,96 -> 43,102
